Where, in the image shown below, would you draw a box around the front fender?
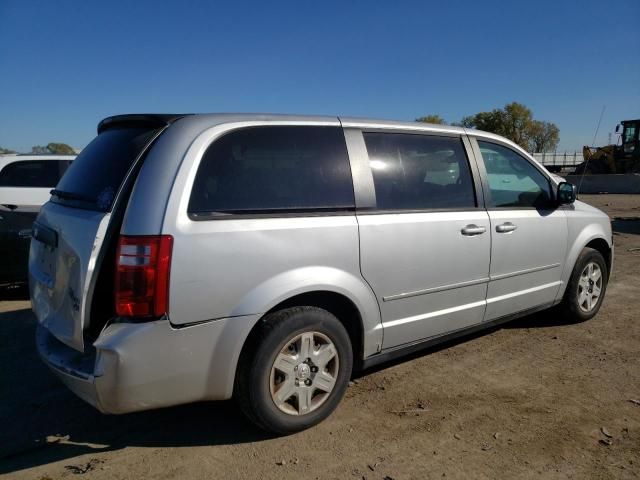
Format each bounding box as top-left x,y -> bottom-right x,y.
555,222 -> 612,302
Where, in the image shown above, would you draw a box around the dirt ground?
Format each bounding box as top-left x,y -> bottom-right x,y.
1,194 -> 639,480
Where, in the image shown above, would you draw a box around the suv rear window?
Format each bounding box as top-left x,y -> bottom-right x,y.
0,160 -> 71,187
51,127 -> 160,211
188,126 -> 354,216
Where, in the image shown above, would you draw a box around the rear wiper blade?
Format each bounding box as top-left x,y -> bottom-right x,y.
50,189 -> 97,203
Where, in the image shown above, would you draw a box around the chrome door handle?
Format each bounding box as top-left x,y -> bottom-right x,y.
461,224 -> 486,236
496,222 -> 517,233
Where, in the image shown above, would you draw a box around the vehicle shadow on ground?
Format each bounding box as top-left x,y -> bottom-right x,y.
0,308 -> 276,475
358,309 -> 574,378
503,309 -> 582,329
612,217 -> 640,235
0,306 -> 577,474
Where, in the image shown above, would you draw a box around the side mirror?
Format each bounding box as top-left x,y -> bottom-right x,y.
557,181 -> 576,205
615,124 -> 621,134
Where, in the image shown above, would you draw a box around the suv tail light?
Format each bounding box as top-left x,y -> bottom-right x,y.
115,235 -> 173,317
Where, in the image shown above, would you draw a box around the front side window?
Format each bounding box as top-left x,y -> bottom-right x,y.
622,124 -> 637,153
478,141 -> 552,208
0,160 -> 61,187
363,132 -> 476,210
623,125 -> 636,144
189,126 -> 354,216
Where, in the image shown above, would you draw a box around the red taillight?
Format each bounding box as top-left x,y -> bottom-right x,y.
115,235 -> 173,318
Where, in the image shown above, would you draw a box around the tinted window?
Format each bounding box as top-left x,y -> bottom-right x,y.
0,160 -> 68,187
189,126 -> 354,215
53,127 -> 160,211
478,141 -> 552,208
363,132 -> 476,210
623,125 -> 636,144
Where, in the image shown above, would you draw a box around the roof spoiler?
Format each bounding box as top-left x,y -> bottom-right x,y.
97,114 -> 191,134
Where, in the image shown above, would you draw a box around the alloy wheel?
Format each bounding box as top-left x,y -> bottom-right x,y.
577,261 -> 603,312
269,331 -> 339,416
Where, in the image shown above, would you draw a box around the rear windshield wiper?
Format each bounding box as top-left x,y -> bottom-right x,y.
50,189 -> 97,203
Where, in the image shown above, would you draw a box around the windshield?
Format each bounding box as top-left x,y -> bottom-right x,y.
52,127 -> 160,211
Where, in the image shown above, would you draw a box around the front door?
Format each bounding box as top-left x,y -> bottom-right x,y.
473,139 -> 568,321
354,130 -> 491,350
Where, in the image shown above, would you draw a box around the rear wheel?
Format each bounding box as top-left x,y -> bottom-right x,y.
236,307 -> 352,434
560,247 -> 608,322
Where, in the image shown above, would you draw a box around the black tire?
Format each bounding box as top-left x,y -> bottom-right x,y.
559,247 -> 608,322
236,306 -> 353,434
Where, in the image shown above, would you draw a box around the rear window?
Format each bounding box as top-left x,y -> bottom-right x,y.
0,160 -> 71,187
188,126 -> 354,216
52,127 -> 160,211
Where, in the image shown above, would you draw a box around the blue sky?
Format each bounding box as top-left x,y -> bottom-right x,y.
1,0 -> 638,152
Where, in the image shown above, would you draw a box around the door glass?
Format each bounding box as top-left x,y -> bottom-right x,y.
478,141 -> 552,208
57,160 -> 73,181
363,132 -> 476,210
0,161 -> 60,187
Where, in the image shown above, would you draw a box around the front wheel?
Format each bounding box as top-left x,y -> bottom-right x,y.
236,307 -> 353,434
559,247 -> 608,322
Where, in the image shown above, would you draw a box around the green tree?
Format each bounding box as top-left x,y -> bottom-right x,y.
460,102 -> 559,152
46,143 -> 76,154
528,120 -> 560,152
31,143 -> 76,154
0,146 -> 16,154
460,110 -> 506,133
501,102 -> 534,148
415,115 -> 446,125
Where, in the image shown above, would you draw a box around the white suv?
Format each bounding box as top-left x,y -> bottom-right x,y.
0,154 -> 74,284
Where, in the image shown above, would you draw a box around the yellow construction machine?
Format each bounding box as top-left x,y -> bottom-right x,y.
576,119 -> 640,174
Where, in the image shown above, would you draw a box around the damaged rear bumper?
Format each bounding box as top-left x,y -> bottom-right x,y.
36,313 -> 260,414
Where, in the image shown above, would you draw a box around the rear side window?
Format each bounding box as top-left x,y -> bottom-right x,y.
477,141 -> 552,208
188,126 -> 354,216
363,132 -> 476,210
0,160 -> 70,187
53,127 -> 160,211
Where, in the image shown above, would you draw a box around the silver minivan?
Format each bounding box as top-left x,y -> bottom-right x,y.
30,114 -> 612,433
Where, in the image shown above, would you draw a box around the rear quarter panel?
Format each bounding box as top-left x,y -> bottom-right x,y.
132,121 -> 383,358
